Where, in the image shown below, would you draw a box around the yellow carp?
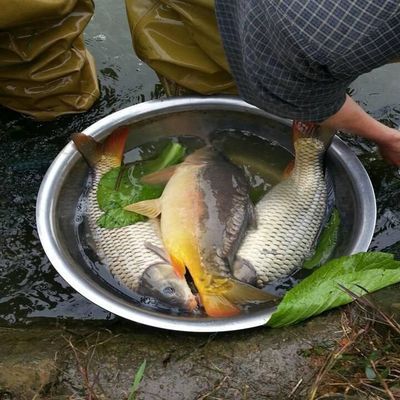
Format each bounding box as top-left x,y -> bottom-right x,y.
125,147 -> 276,317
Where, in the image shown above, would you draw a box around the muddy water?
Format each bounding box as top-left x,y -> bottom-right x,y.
1,0 -> 400,325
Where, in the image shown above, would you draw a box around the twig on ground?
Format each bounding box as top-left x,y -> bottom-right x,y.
196,376 -> 229,400
289,378 -> 303,398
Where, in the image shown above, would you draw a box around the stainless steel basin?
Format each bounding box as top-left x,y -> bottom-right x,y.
36,96 -> 376,332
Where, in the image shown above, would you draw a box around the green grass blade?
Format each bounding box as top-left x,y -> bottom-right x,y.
128,359 -> 147,400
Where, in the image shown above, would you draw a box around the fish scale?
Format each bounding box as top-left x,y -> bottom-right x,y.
236,137 -> 327,287
86,161 -> 165,291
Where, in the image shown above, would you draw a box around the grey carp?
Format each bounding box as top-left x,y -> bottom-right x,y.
72,127 -> 197,311
233,122 -> 334,287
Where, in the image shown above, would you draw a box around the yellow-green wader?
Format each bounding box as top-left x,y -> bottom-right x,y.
0,0 -> 233,120
124,0 -> 236,96
0,0 -> 99,120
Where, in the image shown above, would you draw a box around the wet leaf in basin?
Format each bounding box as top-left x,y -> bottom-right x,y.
97,142 -> 185,228
303,208 -> 341,270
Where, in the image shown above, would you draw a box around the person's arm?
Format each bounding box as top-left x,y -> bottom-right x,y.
320,95 -> 400,166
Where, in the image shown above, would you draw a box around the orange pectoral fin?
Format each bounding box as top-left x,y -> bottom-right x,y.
169,254 -> 186,278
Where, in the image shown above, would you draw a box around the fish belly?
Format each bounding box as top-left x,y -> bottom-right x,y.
160,166 -> 202,277
237,145 -> 327,287
86,165 -> 164,290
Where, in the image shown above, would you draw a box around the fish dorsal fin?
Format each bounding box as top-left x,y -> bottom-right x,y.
72,126 -> 129,168
124,198 -> 162,219
141,165 -> 179,185
71,133 -> 102,168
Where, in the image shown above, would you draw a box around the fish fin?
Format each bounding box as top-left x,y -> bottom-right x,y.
144,242 -> 171,263
202,277 -> 278,317
248,201 -> 257,229
231,257 -> 258,286
292,121 -> 335,148
282,159 -> 295,179
222,278 -> 278,305
201,294 -> 241,318
124,198 -> 162,218
141,165 -> 178,185
71,126 -> 129,169
102,126 -> 129,168
71,133 -> 102,168
169,254 -> 186,278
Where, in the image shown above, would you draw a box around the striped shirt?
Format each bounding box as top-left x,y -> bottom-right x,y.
215,0 -> 400,121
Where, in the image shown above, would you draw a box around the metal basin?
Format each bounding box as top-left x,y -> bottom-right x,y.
36,96 -> 376,332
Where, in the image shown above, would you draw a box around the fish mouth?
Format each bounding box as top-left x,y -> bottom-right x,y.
186,295 -> 198,312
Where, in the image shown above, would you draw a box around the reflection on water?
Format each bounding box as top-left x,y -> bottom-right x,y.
0,0 -> 400,325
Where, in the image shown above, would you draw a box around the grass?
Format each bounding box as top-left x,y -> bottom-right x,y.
63,332 -> 147,400
128,360 -> 147,400
309,287 -> 400,399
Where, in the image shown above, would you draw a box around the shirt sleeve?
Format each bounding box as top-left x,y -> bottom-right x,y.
216,0 -> 400,122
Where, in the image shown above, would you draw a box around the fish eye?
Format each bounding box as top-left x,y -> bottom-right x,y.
162,286 -> 175,296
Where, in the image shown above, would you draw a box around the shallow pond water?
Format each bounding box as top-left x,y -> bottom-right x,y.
1,0 -> 400,325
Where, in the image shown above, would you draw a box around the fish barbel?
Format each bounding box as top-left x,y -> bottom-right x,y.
233,122 -> 334,287
72,128 -> 197,311
125,146 -> 277,317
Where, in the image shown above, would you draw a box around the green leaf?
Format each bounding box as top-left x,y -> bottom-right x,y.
303,208 -> 341,269
267,252 -> 400,328
96,142 -> 185,229
128,359 -> 147,400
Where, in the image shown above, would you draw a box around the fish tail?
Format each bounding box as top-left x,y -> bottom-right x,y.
292,121 -> 335,148
201,293 -> 241,318
201,277 -> 278,318
102,126 -> 129,167
72,126 -> 129,168
282,159 -> 295,178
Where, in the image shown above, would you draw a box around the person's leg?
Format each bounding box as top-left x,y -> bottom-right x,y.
124,0 -> 236,95
0,0 -> 99,120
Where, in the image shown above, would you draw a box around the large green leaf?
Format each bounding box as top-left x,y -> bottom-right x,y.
96,142 -> 185,229
303,208 -> 341,269
268,252 -> 400,328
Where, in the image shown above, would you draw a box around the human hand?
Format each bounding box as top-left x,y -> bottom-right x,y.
376,128 -> 400,166
321,96 -> 400,167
